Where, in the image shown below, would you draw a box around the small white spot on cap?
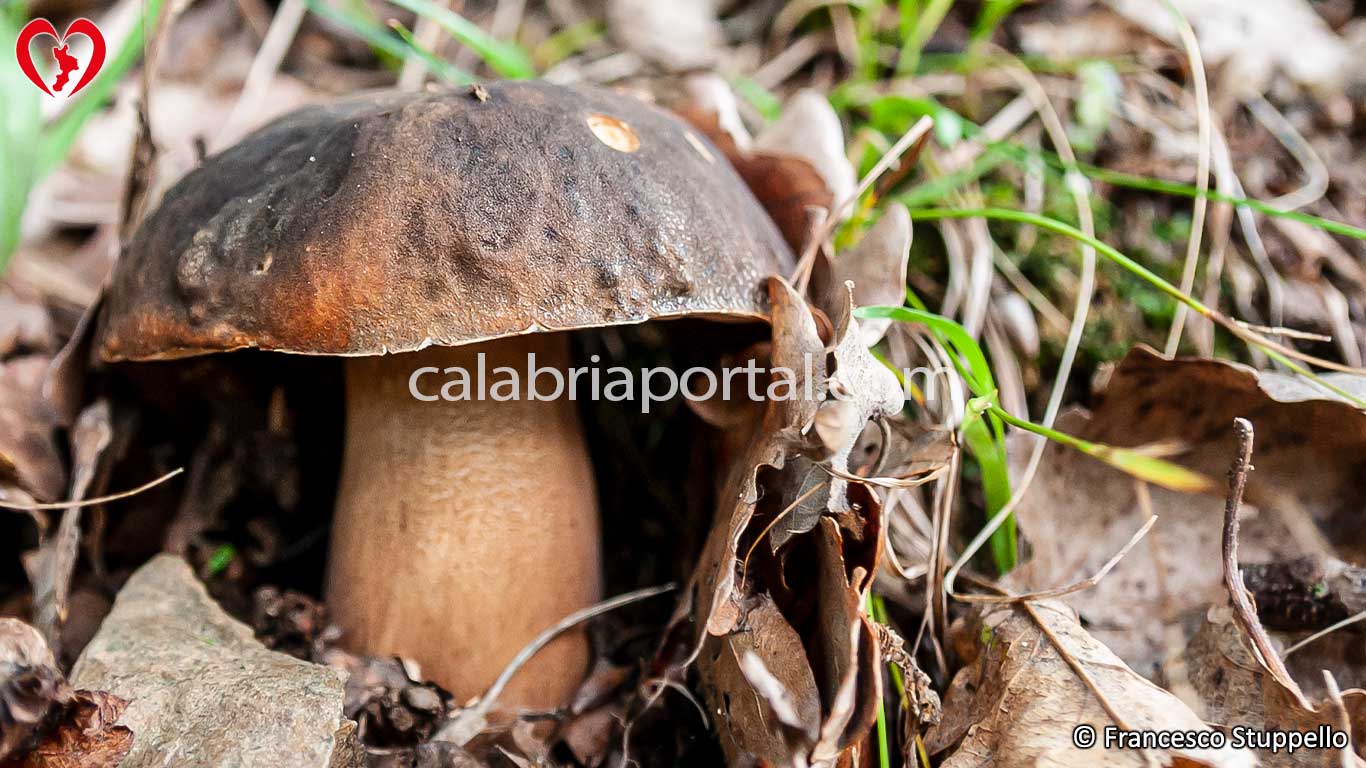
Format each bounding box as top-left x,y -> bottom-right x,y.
586,113 -> 640,153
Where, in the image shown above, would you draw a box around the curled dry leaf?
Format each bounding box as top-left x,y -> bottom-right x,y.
688,276 -> 826,640
926,600 -> 1255,767
0,619 -> 70,761
680,277 -> 889,766
752,91 -> 856,214
1009,346 -> 1366,676
818,284 -> 907,514
1167,604 -> 1365,767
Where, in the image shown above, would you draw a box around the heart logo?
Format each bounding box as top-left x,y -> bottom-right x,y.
15,17 -> 106,97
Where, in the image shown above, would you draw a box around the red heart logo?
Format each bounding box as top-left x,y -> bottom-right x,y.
15,17 -> 106,97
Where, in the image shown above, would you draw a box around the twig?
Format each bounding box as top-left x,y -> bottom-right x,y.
1282,609 -> 1366,658
1220,418 -> 1308,706
957,515 -> 1157,604
0,468 -> 184,510
436,583 -> 676,745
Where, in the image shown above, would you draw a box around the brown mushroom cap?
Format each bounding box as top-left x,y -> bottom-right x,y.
96,81 -> 794,362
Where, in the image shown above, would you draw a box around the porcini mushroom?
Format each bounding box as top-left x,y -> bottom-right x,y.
94,81 -> 793,707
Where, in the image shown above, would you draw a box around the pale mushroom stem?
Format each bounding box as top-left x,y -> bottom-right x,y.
326,333 -> 602,707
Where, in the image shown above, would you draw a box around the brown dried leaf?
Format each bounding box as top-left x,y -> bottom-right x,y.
1168,604 -> 1363,767
699,594 -> 822,762
927,601 -> 1255,767
689,276 -> 826,640
752,91 -> 856,214
819,284 -> 906,513
1009,346 -> 1366,675
823,205 -> 911,347
0,619 -> 69,762
19,690 -> 133,768
683,278 -> 887,766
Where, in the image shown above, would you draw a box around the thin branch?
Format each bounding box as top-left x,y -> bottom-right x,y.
436,583 -> 677,745
0,468 -> 184,511
958,515 -> 1157,604
1220,418 -> 1309,707
1282,609 -> 1366,658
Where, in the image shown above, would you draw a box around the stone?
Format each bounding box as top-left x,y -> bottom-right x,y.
71,555 -> 361,768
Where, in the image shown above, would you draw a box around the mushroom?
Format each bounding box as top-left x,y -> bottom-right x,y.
94,81 -> 794,707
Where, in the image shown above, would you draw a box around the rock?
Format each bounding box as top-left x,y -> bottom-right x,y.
71,555 -> 361,768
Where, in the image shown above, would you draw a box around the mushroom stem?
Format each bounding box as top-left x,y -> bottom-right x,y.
326,333 -> 601,707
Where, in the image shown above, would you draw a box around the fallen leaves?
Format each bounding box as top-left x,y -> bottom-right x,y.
678,275 -> 897,767
0,618 -> 132,768
1009,345 -> 1366,676
1169,604 -> 1362,768
927,600 -> 1255,768
17,690 -> 134,768
0,619 -> 69,761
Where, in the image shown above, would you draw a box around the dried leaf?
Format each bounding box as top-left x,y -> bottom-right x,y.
19,689 -> 134,768
927,601 -> 1255,767
699,594 -> 822,762
819,284 -> 906,513
689,276 -> 826,640
25,401 -> 115,652
682,278 -> 887,766
824,205 -> 911,347
0,619 -> 70,762
1168,604 -> 1363,767
1010,346 -> 1366,676
753,91 -> 856,214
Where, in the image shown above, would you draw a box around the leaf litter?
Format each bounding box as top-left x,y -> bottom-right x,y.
5,0 -> 1366,766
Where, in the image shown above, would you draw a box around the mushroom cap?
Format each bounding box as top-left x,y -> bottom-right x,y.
96,81 -> 794,361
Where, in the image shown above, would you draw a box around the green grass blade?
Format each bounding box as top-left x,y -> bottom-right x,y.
303,0 -> 411,64
532,19 -> 603,70
0,10 -> 41,270
388,19 -> 474,84
385,0 -> 534,78
859,302 -> 1017,571
986,402 -> 1214,492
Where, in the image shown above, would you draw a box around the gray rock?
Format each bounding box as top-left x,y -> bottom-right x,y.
71,555 -> 361,768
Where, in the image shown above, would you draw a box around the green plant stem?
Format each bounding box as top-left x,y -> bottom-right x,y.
866,592 -> 893,768
907,207 -> 1213,313
385,0 -> 534,78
